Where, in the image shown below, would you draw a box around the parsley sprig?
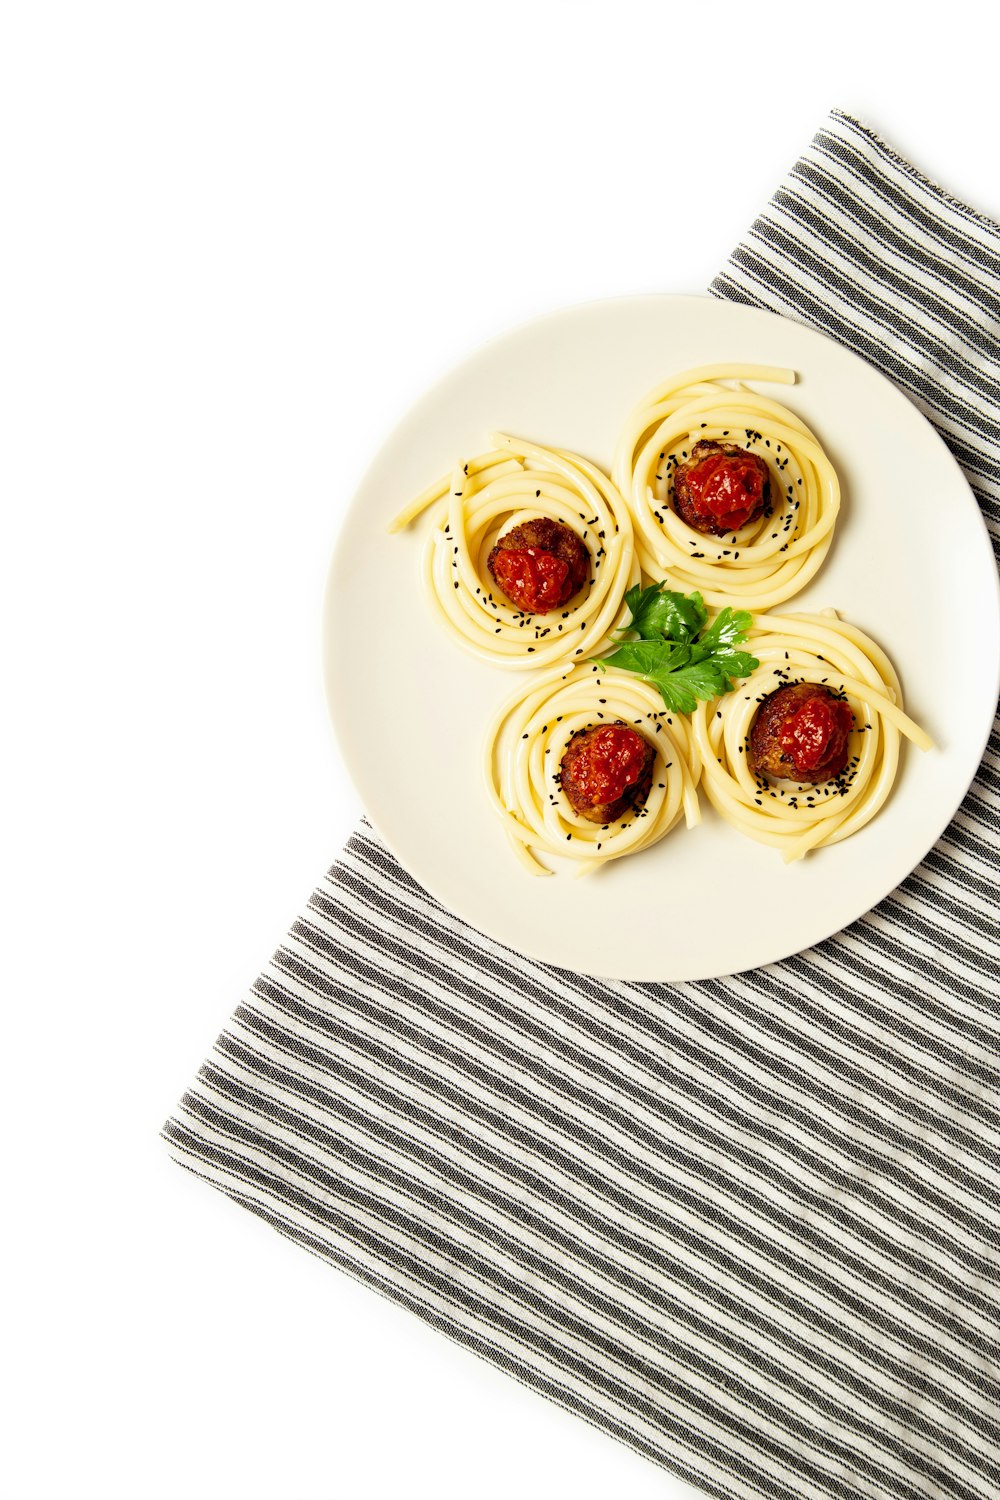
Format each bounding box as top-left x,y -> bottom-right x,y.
598,582 -> 759,714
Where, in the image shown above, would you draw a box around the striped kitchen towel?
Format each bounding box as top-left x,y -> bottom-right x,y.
164,112 -> 1000,1500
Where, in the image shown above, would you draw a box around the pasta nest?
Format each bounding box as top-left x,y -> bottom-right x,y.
483,661 -> 701,874
613,365 -> 839,610
691,609 -> 933,861
389,435 -> 637,668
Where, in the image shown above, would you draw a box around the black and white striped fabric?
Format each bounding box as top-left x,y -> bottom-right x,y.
164,113 -> 1000,1500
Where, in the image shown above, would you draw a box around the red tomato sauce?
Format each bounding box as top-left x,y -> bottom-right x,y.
564,725 -> 649,806
779,694 -> 854,778
490,546 -> 573,613
681,449 -> 769,533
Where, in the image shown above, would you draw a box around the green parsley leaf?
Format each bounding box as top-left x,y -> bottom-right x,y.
660,658 -> 740,706
601,640 -> 693,678
701,649 -> 759,679
598,586 -> 758,714
622,582 -> 707,643
689,606 -> 754,656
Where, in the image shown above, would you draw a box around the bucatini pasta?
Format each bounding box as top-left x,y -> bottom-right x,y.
388,435 -> 637,668
612,365 -> 839,609
691,610 -> 933,861
483,662 -> 701,875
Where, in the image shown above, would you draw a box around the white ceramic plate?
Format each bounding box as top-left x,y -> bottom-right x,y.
324,296 -> 999,981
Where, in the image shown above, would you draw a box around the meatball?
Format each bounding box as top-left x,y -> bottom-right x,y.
748,683 -> 855,784
486,517 -> 589,614
559,722 -> 655,824
672,440 -> 771,537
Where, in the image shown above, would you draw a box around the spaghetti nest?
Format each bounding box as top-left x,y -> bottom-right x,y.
691,610 -> 933,862
388,435 -> 637,668
483,662 -> 701,875
612,365 -> 840,610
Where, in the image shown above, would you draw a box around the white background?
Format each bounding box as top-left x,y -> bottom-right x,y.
4,5 -> 998,1497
